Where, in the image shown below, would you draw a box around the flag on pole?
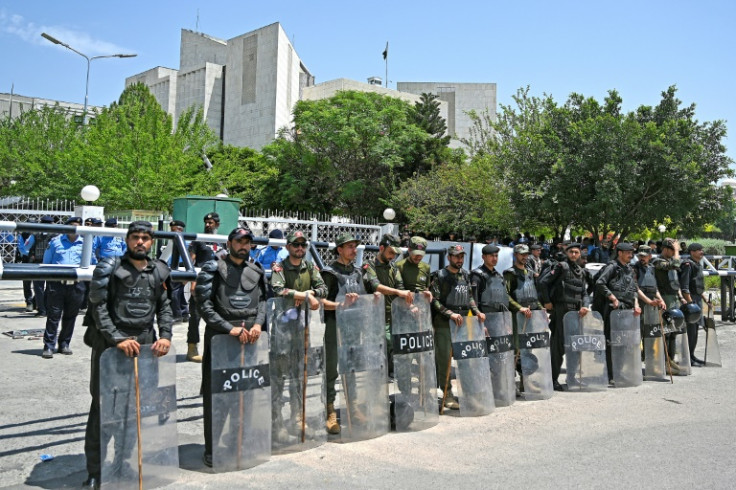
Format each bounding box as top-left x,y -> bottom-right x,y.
382,42 -> 388,60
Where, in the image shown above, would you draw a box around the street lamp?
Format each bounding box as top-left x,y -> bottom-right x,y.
41,32 -> 137,124
658,224 -> 666,241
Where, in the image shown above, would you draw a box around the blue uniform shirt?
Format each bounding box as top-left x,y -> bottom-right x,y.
95,235 -> 127,259
43,234 -> 91,265
18,234 -> 34,256
254,246 -> 288,269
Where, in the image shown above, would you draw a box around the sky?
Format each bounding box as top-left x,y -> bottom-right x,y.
1,0 -> 735,160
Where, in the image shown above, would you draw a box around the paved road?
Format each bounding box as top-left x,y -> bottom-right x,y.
0,280 -> 734,489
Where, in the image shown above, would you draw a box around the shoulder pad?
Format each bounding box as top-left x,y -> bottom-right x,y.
271,261 -> 283,273
152,259 -> 171,281
200,259 -> 219,273
247,261 -> 265,274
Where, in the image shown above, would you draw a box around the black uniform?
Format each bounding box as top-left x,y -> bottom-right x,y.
680,257 -> 705,358
539,259 -> 593,383
187,239 -> 225,344
83,254 -> 173,480
194,256 -> 267,460
594,259 -> 638,381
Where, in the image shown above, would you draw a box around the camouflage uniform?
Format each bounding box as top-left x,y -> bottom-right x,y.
395,236 -> 432,293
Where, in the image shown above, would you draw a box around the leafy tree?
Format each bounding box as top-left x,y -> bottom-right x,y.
261,90 -> 430,217
465,86 -> 734,242
393,152 -> 514,237
408,92 -> 452,175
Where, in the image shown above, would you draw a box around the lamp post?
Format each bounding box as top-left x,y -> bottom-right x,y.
658,224 -> 666,241
41,32 -> 137,124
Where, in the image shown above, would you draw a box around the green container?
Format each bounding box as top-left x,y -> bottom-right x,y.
725,245 -> 736,256
172,195 -> 243,234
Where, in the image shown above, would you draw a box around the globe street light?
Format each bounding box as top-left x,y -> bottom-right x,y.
41,32 -> 137,124
658,224 -> 666,241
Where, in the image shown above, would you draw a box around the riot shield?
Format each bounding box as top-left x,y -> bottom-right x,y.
267,297 -> 326,452
516,310 -> 553,400
390,294 -> 439,431
609,309 -> 643,387
99,347 -> 178,489
641,306 -> 667,381
450,315 -> 494,417
562,311 -> 608,391
336,293 -> 389,442
484,311 -> 515,407
210,334 -> 271,472
704,301 -> 722,367
673,329 -> 692,376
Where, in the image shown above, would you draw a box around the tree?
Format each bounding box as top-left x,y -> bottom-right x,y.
465,86 -> 734,242
261,90 -> 430,217
393,152 -> 514,237
407,92 -> 452,175
81,83 -> 219,211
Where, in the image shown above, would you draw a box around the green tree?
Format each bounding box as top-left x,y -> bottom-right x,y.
261,90 -> 429,217
82,83 -> 218,211
466,86 -> 733,242
407,92 -> 452,175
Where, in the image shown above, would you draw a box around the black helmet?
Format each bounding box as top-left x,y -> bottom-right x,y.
680,302 -> 702,324
663,308 -> 685,331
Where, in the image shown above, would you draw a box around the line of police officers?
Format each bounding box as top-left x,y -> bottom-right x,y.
81,225 -> 709,486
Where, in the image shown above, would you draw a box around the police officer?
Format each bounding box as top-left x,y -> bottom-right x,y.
395,236 -> 432,296
195,227 -> 267,467
168,219 -> 189,323
362,233 -> 414,376
528,244 -> 543,277
680,243 -> 708,366
16,221 -> 35,312
321,233 -> 365,434
82,221 -> 173,489
93,218 -> 127,260
270,230 -> 327,441
652,238 -> 686,374
594,242 -> 641,383
539,243 -> 593,391
187,212 -> 225,362
633,245 -> 665,310
470,244 -> 508,314
25,215 -> 56,317
41,216 -> 89,359
430,244 -> 485,410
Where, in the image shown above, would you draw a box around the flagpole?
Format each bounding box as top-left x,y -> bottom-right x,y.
383,42 -> 389,88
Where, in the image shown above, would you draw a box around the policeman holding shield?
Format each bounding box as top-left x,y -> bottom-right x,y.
195,227 -> 267,467
82,221 -> 173,489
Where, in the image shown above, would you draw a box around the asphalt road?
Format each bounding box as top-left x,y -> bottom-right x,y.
0,280 -> 734,489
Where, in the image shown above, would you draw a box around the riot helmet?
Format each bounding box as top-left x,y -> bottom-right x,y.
663,308 -> 685,331
680,302 -> 702,324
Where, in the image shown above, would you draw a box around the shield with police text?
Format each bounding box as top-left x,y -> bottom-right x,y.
450,315 -> 495,416
641,306 -> 666,381
563,311 -> 608,391
516,310 -> 553,400
266,297 -> 326,452
391,294 -> 438,431
99,347 -> 178,489
609,309 -> 643,387
210,334 -> 271,472
704,301 -> 722,367
484,311 -> 515,407
336,293 -> 389,442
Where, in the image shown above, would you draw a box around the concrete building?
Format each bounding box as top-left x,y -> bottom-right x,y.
0,92 -> 101,123
396,82 -> 496,147
126,23 -> 314,150
127,23 -> 496,151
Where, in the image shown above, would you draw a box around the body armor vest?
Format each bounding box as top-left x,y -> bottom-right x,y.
331,266 -> 366,296
473,267 -> 508,312
513,268 -> 538,308
214,259 -> 262,325
559,262 -> 585,306
685,259 -> 705,295
637,263 -> 657,297
608,263 -> 637,306
440,269 -> 472,312
112,265 -> 158,330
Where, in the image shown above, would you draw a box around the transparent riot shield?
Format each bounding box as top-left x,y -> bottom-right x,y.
210,334 -> 271,472
450,315 -> 494,416
641,306 -> 666,381
390,294 -> 438,431
336,293 -> 389,442
267,297 -> 326,452
703,301 -> 722,367
609,309 -> 643,387
673,329 -> 692,376
516,310 -> 553,400
562,311 -> 608,391
99,347 -> 178,489
484,311 -> 515,407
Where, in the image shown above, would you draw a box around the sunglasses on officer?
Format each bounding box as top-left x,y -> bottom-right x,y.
290,241 -> 308,248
